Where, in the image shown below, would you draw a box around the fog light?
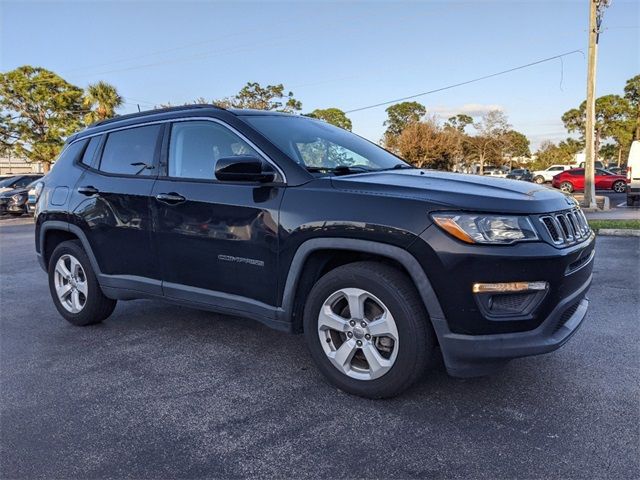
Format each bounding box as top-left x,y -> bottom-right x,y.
472,281 -> 548,294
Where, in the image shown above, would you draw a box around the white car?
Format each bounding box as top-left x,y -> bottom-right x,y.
626,140 -> 639,206
482,169 -> 507,178
531,165 -> 571,184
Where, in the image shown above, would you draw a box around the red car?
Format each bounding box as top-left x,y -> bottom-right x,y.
552,168 -> 627,193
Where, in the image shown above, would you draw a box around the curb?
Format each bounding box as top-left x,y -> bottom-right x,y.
597,229 -> 640,237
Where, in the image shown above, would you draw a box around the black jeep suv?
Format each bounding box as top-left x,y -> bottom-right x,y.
34,105 -> 594,398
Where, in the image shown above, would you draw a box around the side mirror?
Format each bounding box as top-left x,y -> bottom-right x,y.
215,155 -> 276,183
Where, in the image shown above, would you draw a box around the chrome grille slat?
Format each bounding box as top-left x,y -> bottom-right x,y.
567,213 -> 578,238
539,208 -> 591,247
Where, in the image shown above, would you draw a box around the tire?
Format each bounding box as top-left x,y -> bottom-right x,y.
303,261 -> 434,399
48,240 -> 116,326
613,181 -> 626,193
559,181 -> 574,193
628,195 -> 638,206
533,176 -> 545,184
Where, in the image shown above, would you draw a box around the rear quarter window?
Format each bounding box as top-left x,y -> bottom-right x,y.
52,139 -> 89,171
80,136 -> 103,167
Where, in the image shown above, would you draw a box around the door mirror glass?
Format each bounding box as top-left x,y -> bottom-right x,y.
215,155 -> 276,183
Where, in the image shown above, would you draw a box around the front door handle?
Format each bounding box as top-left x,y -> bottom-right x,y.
155,192 -> 186,205
78,186 -> 99,196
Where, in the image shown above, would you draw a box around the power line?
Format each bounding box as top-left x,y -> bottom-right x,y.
344,50 -> 585,114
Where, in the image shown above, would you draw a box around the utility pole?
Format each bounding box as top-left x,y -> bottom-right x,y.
583,0 -> 609,209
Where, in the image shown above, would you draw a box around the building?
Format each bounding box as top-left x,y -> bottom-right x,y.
0,156 -> 44,175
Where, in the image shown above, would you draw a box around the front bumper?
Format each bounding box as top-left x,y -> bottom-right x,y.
432,274 -> 591,377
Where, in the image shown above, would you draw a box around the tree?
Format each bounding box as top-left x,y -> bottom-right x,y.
396,119 -> 459,171
531,138 -> 582,170
83,81 -> 123,124
562,94 -> 634,164
214,82 -> 302,112
383,101 -> 426,149
306,108 -> 352,130
624,74 -> 640,140
0,66 -> 84,170
464,110 -> 511,174
444,114 -> 473,133
502,130 -> 530,159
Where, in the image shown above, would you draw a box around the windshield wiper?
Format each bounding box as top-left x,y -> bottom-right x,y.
306,165 -> 374,175
377,163 -> 416,171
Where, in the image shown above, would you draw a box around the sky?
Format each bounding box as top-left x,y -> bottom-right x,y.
1,0 -> 638,149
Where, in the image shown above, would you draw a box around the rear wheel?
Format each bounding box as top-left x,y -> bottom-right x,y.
533,175 -> 545,184
613,180 -> 626,193
560,181 -> 574,193
48,240 -> 117,326
303,261 -> 433,398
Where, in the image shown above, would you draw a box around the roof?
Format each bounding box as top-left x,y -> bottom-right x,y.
88,104 -> 225,128
227,109 -> 298,117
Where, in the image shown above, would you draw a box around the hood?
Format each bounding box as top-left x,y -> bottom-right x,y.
0,187 -> 29,199
330,169 -> 575,214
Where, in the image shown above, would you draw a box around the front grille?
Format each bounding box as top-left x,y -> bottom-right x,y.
539,208 -> 591,247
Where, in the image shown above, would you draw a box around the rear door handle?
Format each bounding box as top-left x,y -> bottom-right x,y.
155,192 -> 186,205
77,186 -> 99,196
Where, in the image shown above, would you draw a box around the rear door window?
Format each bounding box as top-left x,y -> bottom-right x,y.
99,125 -> 161,176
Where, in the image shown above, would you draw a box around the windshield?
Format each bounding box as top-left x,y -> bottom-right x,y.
242,115 -> 410,174
0,176 -> 18,188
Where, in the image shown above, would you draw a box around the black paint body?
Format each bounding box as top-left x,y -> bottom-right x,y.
34,106 -> 594,377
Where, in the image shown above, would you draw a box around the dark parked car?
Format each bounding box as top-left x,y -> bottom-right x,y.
34,105 -> 594,398
506,168 -> 533,181
0,174 -> 43,193
0,187 -> 29,216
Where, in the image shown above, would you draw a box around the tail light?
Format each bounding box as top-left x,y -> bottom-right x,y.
33,181 -> 44,201
628,166 -> 632,182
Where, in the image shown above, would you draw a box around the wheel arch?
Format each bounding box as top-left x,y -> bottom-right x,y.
279,238 -> 445,334
38,221 -> 101,275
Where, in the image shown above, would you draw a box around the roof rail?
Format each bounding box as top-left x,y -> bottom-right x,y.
89,104 -> 225,128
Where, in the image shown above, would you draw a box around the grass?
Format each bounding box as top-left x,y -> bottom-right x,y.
588,219 -> 640,232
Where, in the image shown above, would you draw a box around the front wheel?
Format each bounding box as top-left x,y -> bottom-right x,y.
613,180 -> 626,193
560,181 -> 574,193
533,175 -> 545,184
303,262 -> 434,398
48,240 -> 117,326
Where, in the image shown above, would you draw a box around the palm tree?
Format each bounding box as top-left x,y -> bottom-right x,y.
83,81 -> 123,124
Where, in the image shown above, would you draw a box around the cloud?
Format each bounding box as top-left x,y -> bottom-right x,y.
429,103 -> 504,119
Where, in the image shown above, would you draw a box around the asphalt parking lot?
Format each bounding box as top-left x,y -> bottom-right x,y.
1,221 -> 638,479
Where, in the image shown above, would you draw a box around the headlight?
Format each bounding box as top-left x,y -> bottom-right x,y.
10,193 -> 26,204
432,213 -> 539,245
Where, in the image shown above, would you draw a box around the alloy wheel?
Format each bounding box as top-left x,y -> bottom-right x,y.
560,182 -> 573,193
54,254 -> 88,313
317,288 -> 399,381
613,181 -> 626,193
